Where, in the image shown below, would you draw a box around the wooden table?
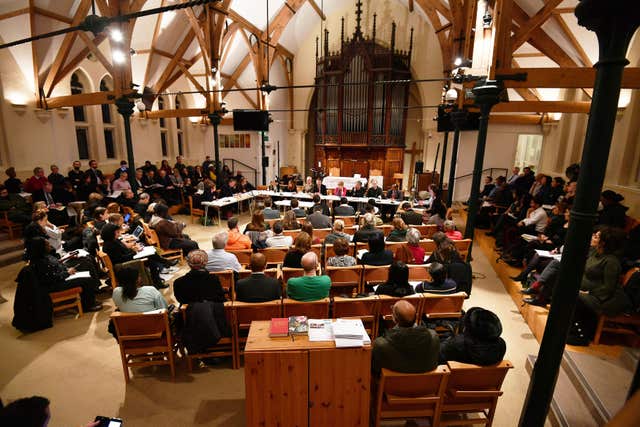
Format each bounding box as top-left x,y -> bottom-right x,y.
244,321 -> 371,427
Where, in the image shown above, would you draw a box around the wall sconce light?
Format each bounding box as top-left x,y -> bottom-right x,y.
11,103 -> 27,115
34,108 -> 52,123
56,107 -> 70,118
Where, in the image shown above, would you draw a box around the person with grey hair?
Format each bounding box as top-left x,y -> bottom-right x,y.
174,250 -> 226,304
206,231 -> 241,272
353,212 -> 383,244
394,227 -> 426,265
324,219 -> 352,244
286,252 -> 331,301
444,219 -> 462,240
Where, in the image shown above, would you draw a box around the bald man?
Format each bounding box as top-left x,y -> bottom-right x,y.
235,253 -> 282,303
372,300 -> 440,374
286,252 -> 331,301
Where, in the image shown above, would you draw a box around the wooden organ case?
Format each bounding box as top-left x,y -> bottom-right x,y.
312,1 -> 413,187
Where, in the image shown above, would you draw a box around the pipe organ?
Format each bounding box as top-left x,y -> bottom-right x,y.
312,1 -> 413,186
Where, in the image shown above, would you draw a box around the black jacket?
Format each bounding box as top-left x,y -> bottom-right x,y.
236,273 -> 282,302
361,249 -> 394,266
12,265 -> 53,332
173,269 -> 226,305
353,227 -> 382,244
401,210 -> 423,225
334,204 -> 356,216
103,240 -> 135,265
372,326 -> 440,374
182,301 -> 230,354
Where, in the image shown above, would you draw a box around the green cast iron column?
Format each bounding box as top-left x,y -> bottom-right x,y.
115,96 -> 135,186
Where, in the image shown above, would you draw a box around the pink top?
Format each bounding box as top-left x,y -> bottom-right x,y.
445,230 -> 463,240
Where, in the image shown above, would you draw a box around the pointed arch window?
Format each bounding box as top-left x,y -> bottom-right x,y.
71,72 -> 90,159
100,78 -> 117,159
175,96 -> 185,156
158,96 -> 168,157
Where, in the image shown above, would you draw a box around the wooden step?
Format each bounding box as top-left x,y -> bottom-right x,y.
0,239 -> 23,256
0,249 -> 24,267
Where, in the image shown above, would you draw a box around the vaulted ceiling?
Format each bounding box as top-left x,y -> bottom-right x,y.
0,0 -> 636,118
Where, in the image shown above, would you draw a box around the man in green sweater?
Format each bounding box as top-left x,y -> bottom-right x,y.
286,252 -> 330,301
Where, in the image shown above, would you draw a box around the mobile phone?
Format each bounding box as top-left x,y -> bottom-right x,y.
124,213 -> 131,222
94,416 -> 123,427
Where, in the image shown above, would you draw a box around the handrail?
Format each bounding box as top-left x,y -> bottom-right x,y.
223,158 -> 258,187
455,167 -> 509,181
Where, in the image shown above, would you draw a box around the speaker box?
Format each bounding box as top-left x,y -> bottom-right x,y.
415,161 -> 424,175
262,157 -> 269,167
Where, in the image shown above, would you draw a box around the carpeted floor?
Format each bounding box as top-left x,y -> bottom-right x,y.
0,213 -> 545,426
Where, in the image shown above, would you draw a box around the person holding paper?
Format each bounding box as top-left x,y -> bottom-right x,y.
27,237 -> 102,312
372,300 -> 439,374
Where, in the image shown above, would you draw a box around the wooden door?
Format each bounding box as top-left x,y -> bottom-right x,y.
308,348 -> 371,426
245,351 -> 309,426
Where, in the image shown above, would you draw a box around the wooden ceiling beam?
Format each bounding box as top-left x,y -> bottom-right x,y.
498,67 -> 640,88
511,0 -> 564,52
54,34 -> 107,88
552,7 -> 576,14
489,114 -> 557,125
415,0 -> 452,73
28,1 -> 40,100
490,0 -> 513,77
43,91 -> 115,109
462,0 -> 477,61
307,0 -> 326,19
153,29 -> 197,93
78,32 -> 114,76
553,14 -> 593,67
177,62 -> 206,93
143,0 -> 165,88
0,8 -> 29,21
513,52 -> 546,58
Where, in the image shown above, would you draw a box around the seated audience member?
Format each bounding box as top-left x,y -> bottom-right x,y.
152,204 -> 199,255
173,250 -> 226,304
324,219 -> 352,244
225,217 -> 252,250
112,266 -> 167,313
439,307 -> 506,366
262,198 -> 280,219
376,261 -> 415,297
290,198 -> 307,218
0,396 -> 52,427
206,232 -> 242,272
598,190 -> 628,229
444,220 -> 463,240
28,237 -> 102,312
4,166 -> 23,193
132,168 -> 145,194
47,165 -> 65,192
114,160 -> 131,178
282,210 -> 302,230
111,172 -> 131,193
479,176 -> 495,199
349,180 -> 366,197
333,197 -> 355,216
283,232 -> 312,268
266,221 -> 293,247
386,217 -> 409,242
286,252 -> 330,301
545,176 -> 565,205
301,222 -> 321,245
425,190 -> 448,227
361,233 -> 393,266
394,228 -> 425,265
24,209 -> 63,255
400,202 -> 423,226
365,179 -> 383,198
517,196 -> 548,234
0,185 -> 31,224
92,207 -> 108,231
307,205 -> 332,229
235,253 -> 282,302
244,210 -> 269,233
372,300 -> 440,374
426,232 -> 462,265
307,194 -> 330,216
24,167 -> 48,194
416,262 -> 457,294
353,213 -> 383,244
326,238 -> 356,267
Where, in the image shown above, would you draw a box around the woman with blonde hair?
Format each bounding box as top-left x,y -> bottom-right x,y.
386,217 -> 409,242
282,210 -> 301,230
283,232 -> 312,268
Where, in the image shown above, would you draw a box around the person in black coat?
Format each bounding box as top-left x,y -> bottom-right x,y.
173,250 -> 226,304
439,307 -> 506,366
85,160 -> 106,193
67,160 -> 84,190
312,178 -> 327,195
400,202 -> 423,225
375,262 -> 415,297
353,213 -> 383,244
235,253 -> 282,302
598,190 -> 628,229
361,233 -> 393,266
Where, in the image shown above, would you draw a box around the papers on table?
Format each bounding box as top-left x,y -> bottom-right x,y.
307,319 -> 371,347
535,249 -> 562,261
66,271 -> 91,281
134,246 -> 157,259
108,191 -> 122,199
521,234 -> 538,242
308,319 -> 334,341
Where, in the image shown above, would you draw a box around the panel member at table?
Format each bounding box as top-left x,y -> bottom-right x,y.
286,179 -> 298,192
235,253 -> 282,302
372,300 -> 440,374
286,252 -> 330,301
333,197 -> 355,217
349,180 -> 366,197
313,178 -> 327,195
386,183 -> 402,200
333,181 -> 348,197
365,179 -> 383,198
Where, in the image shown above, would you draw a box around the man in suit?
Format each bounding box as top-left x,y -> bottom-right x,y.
86,159 -> 106,193
68,160 -> 84,189
114,160 -> 131,179
262,198 -> 281,219
132,168 -> 145,194
353,213 -> 383,244
235,253 -> 282,302
349,180 -> 366,197
400,202 -> 423,225
372,300 -> 440,374
312,177 -> 327,195
386,183 -> 402,200
333,197 -> 355,217
307,205 -> 332,229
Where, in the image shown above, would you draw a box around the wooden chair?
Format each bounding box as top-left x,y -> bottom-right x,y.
422,292 -> 467,320
363,265 -> 391,292
419,240 -> 437,254
376,225 -> 393,237
410,224 -> 438,239
593,267 -> 640,344
282,298 -> 330,318
0,211 -> 21,239
454,239 -> 472,259
49,287 -> 83,318
281,267 -> 305,293
234,300 -> 282,366
326,265 -> 364,296
408,264 -> 432,282
378,294 -> 424,328
334,216 -> 356,226
229,249 -> 253,267
144,227 -> 184,264
237,267 -> 278,281
283,229 -> 301,240
260,247 -> 288,266
180,302 -> 237,371
265,218 -> 281,229
343,226 -> 358,236
110,310 -> 177,382
440,360 -> 513,427
385,241 -> 404,253
188,195 -> 205,224
256,185 -> 268,190
210,270 -> 236,301
332,295 -> 379,336
313,228 -> 332,242
373,365 -> 451,427
311,244 -> 323,262
97,251 -> 118,289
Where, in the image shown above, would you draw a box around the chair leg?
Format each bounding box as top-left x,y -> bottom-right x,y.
119,350 -> 130,382
76,296 -> 83,317
168,350 -> 176,381
593,316 -> 605,345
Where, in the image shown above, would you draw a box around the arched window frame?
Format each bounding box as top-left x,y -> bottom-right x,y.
71,71 -> 91,160
99,77 -> 118,159
158,96 -> 168,157
175,96 -> 185,157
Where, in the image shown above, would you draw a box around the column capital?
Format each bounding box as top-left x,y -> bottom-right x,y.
115,96 -> 134,117
472,80 -> 503,111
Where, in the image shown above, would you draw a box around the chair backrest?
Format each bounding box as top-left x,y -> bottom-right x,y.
363,265 -> 391,286
378,294 -> 424,320
377,365 -> 450,416
325,243 -> 356,263
408,264 -> 432,282
234,300 -> 282,328
326,265 -> 364,296
422,292 -> 467,319
343,226 -> 357,236
444,360 -> 513,406
111,310 -> 171,349
97,251 -> 118,289
257,185 -> 268,190
238,267 -> 278,281
281,267 -> 305,285
410,224 -> 438,239
282,298 -> 330,318
419,240 -> 437,254
313,228 -> 332,242
454,239 -> 472,259
385,241 -> 405,253
265,218 -> 281,229
260,247 -> 288,266
283,229 -> 301,240
311,244 -> 323,261
210,270 -> 236,300
332,295 -> 379,336
376,225 -> 393,237
622,267 -> 640,286
229,249 -> 253,266
335,216 -> 356,226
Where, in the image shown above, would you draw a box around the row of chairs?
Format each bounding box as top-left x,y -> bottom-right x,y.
276,222 -> 439,239
110,292 -> 467,380
374,360 -> 513,427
